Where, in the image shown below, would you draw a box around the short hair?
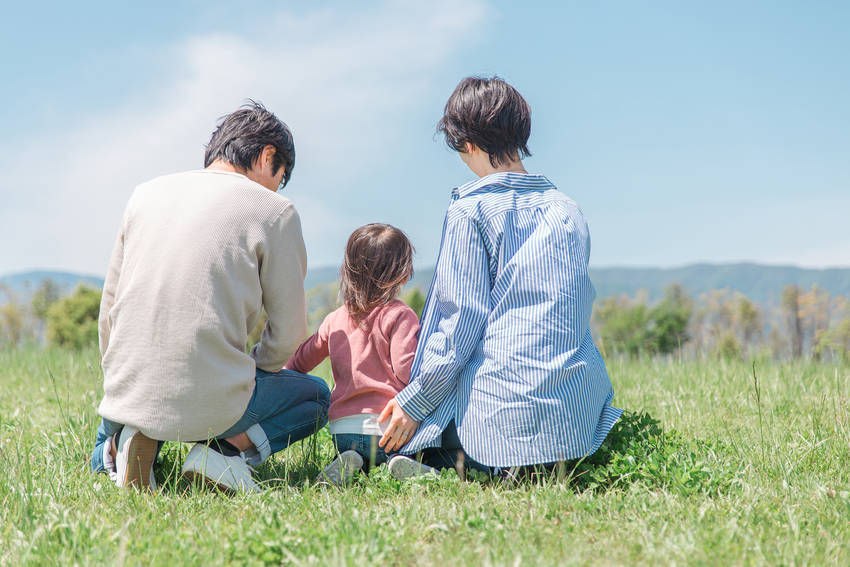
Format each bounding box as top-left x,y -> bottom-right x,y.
437,76 -> 532,167
339,224 -> 414,323
204,100 -> 296,188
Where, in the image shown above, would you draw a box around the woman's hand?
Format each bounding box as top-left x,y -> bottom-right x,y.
377,398 -> 420,452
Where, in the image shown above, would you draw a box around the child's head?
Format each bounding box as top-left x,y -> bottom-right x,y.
437,76 -> 532,169
340,224 -> 414,321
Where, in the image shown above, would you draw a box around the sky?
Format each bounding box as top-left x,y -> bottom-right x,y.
1,0 -> 848,277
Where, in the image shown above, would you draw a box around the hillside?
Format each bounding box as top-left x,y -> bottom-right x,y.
305,263 -> 850,304
0,271 -> 104,298
4,263 -> 850,305
590,263 -> 850,304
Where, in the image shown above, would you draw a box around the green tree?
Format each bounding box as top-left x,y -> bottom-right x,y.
31,278 -> 61,323
592,295 -> 654,357
715,331 -> 742,359
736,294 -> 762,349
782,284 -> 803,358
813,296 -> 850,361
306,282 -> 340,333
649,283 -> 693,354
0,284 -> 30,347
46,285 -> 102,349
401,287 -> 426,319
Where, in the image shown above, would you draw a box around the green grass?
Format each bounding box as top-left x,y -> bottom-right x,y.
1,347 -> 848,566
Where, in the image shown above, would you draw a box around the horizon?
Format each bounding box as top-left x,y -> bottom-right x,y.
5,259 -> 850,283
1,1 -> 848,275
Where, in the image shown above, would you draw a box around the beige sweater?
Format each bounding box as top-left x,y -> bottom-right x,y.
97,169 -> 308,441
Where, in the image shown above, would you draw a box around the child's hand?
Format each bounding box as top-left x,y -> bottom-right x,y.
378,398 -> 419,452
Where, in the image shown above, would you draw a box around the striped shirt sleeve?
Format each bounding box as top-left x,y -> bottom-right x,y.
395,213 -> 491,421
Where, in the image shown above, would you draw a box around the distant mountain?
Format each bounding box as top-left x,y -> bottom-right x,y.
590,263 -> 850,304
0,270 -> 104,299
304,262 -> 850,304
4,263 -> 850,306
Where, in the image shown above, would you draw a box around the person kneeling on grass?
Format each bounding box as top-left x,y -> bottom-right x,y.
91,101 -> 330,493
377,76 -> 624,480
285,224 -> 420,485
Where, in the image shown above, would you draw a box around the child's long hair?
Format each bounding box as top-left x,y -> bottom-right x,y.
340,224 -> 414,323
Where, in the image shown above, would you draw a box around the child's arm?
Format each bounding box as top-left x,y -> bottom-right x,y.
393,213 -> 491,421
387,307 -> 420,385
284,315 -> 331,373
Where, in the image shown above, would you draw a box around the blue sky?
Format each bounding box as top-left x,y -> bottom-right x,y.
1,0 -> 848,276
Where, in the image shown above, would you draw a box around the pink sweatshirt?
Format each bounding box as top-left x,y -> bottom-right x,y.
285,299 -> 420,421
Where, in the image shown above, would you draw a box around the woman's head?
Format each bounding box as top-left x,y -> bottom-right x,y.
340,224 -> 414,321
437,76 -> 531,169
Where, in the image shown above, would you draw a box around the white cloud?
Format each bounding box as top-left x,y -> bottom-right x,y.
0,1 -> 487,275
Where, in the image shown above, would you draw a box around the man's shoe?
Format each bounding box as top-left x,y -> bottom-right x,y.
387,455 -> 439,480
182,441 -> 261,493
317,450 -> 363,486
115,426 -> 158,491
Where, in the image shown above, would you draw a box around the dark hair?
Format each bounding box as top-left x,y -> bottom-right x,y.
204,100 -> 296,188
437,76 -> 532,167
340,224 -> 414,322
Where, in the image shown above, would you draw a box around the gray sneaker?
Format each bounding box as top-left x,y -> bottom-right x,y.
387,455 -> 439,480
318,450 -> 364,486
115,426 -> 158,491
182,441 -> 261,493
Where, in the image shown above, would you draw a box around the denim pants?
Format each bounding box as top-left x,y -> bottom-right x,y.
332,433 -> 391,470
91,368 -> 330,472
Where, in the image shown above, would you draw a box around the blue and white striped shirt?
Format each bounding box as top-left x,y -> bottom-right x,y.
396,172 -> 623,467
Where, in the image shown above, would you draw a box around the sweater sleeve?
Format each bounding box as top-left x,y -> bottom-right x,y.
284,314 -> 331,373
387,305 -> 420,385
251,204 -> 308,372
98,223 -> 125,358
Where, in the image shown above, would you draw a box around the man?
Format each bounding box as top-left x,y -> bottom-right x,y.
91,101 -> 330,492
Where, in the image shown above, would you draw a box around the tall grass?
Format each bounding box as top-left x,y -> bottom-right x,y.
1,347 -> 848,565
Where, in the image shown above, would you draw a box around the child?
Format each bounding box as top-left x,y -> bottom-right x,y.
377,76 -> 623,479
285,223 -> 419,485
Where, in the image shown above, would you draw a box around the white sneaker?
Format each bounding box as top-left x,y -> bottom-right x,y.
115,426 -> 158,491
181,442 -> 261,493
318,450 -> 364,486
387,455 -> 439,480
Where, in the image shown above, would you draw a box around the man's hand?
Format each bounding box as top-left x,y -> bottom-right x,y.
378,398 -> 419,452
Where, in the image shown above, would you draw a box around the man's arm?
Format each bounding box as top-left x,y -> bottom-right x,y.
394,213 -> 491,420
251,205 -> 308,372
98,225 -> 125,358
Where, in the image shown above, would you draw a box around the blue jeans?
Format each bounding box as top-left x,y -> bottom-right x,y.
91,368 -> 330,473
332,433 -> 391,470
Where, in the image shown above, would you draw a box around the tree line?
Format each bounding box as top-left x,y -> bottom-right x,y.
2,279 -> 848,361
592,283 -> 850,360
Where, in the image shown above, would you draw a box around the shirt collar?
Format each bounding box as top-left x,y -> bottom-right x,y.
451,172 -> 555,199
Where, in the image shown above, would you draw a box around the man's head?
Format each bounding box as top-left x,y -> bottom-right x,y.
437,76 -> 531,169
204,101 -> 295,191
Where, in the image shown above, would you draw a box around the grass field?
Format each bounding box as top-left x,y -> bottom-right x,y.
1,347 -> 848,566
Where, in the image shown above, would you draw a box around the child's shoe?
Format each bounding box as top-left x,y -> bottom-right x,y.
115,426 -> 158,491
182,440 -> 261,493
317,450 -> 364,486
387,455 -> 439,480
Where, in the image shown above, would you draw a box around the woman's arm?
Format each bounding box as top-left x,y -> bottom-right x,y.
395,213 -> 491,419
380,213 -> 491,450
